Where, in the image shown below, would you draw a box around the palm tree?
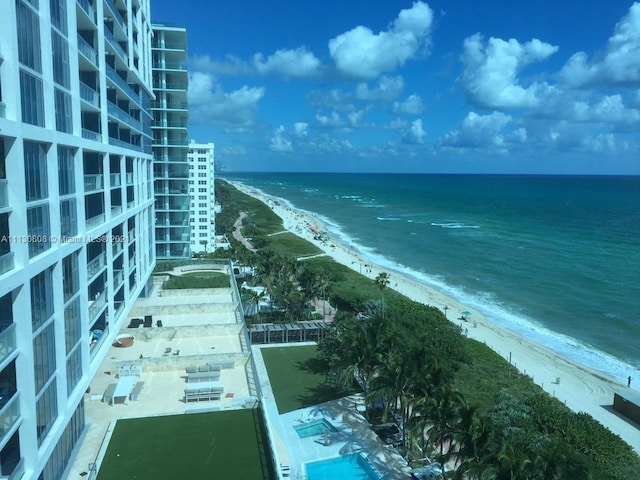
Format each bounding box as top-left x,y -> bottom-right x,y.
375,272 -> 390,319
245,288 -> 266,324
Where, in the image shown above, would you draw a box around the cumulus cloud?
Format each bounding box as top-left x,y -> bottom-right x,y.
328,1 -> 434,79
402,119 -> 426,144
356,76 -> 404,100
293,122 -> 309,137
253,47 -> 321,78
441,111 -> 518,149
459,34 -> 558,109
393,94 -> 425,114
559,3 -> 640,88
188,72 -> 264,129
269,125 -> 293,152
315,109 -> 367,130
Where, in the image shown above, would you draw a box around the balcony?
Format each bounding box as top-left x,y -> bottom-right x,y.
106,65 -> 141,106
0,323 -> 16,367
0,179 -> 8,208
111,205 -> 122,216
152,42 -> 186,51
150,101 -> 188,111
0,252 -> 14,276
82,128 -> 102,142
104,28 -> 128,64
87,252 -> 106,279
84,174 -> 104,192
0,392 -> 20,441
104,0 -> 126,32
152,82 -> 188,91
77,34 -> 98,66
110,173 -> 121,187
88,289 -> 107,320
107,101 -> 141,131
109,136 -> 142,151
152,62 -> 187,71
77,0 -> 97,24
79,81 -> 100,108
86,212 -> 105,229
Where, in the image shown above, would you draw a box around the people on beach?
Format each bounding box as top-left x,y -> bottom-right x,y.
628,376 -> 632,388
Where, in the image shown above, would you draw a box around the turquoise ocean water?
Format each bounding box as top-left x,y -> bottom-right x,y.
222,173 -> 640,384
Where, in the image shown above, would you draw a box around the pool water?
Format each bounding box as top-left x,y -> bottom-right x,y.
306,454 -> 381,480
294,419 -> 337,438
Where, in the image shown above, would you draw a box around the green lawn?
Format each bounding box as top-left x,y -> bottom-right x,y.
261,345 -> 357,414
97,410 -> 274,480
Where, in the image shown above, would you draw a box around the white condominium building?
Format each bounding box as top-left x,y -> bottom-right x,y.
151,24 -> 190,259
187,141 -> 216,254
0,0 -> 156,478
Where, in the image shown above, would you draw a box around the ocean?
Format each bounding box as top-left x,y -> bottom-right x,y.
221,173 -> 640,384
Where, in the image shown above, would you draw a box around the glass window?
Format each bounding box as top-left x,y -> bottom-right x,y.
51,31 -> 70,88
58,146 -> 75,195
36,379 -> 58,446
60,199 -> 77,237
31,268 -> 53,330
54,88 -> 72,133
62,251 -> 79,302
16,0 -> 42,72
50,0 -> 67,35
24,141 -> 48,201
33,322 -> 56,392
66,345 -> 82,395
27,204 -> 51,257
64,298 -> 81,353
20,70 -> 45,126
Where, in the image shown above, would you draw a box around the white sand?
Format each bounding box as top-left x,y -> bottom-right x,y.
230,181 -> 640,453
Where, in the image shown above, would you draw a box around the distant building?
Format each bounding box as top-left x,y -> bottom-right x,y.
0,0 -> 156,477
151,24 -> 190,259
187,141 -> 216,253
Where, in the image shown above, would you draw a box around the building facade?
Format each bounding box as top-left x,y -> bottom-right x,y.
151,24 -> 190,259
187,141 -> 215,254
0,0 -> 156,478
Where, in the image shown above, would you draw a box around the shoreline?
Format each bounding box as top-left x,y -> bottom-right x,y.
229,180 -> 640,453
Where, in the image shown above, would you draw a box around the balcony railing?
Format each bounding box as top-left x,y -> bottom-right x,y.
88,289 -> 107,320
82,128 -> 102,142
126,173 -> 134,184
112,240 -> 123,258
79,81 -> 99,107
150,101 -> 188,110
104,28 -> 128,64
84,174 -> 103,192
77,34 -> 98,66
113,269 -> 124,290
0,252 -> 14,276
0,392 -> 20,441
110,173 -> 121,187
111,205 -> 122,216
107,101 -> 142,131
152,62 -> 187,71
0,323 -> 17,367
152,42 -> 186,50
104,0 -> 125,31
86,212 -> 105,229
109,136 -> 142,151
87,252 -> 106,278
105,65 -> 141,105
152,82 -> 188,91
0,179 -> 8,208
77,0 -> 97,24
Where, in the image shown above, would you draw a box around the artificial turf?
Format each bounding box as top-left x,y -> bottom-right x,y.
97,409 -> 274,480
261,345 -> 357,414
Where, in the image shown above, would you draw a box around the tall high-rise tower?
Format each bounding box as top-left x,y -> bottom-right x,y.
187,141 -> 215,254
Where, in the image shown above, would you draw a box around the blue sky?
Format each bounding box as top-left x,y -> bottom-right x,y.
151,1 -> 640,174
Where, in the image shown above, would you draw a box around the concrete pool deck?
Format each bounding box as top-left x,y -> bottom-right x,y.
252,343 -> 412,480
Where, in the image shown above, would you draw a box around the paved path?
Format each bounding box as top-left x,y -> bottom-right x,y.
232,212 -> 257,252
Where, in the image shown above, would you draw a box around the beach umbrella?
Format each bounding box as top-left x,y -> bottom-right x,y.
462,311 -> 471,316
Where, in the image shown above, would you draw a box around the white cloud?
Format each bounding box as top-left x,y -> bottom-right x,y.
315,109 -> 367,130
459,34 -> 558,109
188,72 -> 265,129
402,119 -> 426,144
356,76 -> 404,100
441,111 -> 516,149
328,1 -> 434,79
559,3 -> 640,88
393,94 -> 425,115
253,47 -> 321,78
269,125 -> 293,152
293,122 -> 309,137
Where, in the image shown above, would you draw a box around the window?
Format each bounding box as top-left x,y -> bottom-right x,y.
24,141 -> 48,201
20,70 -> 45,126
64,297 -> 81,353
50,0 -> 67,35
54,88 -> 72,133
51,31 -> 70,88
16,0 -> 42,72
66,345 -> 82,395
198,165 -> 206,170
58,146 -> 75,195
31,268 -> 53,330
198,188 -> 206,192
198,173 -> 207,178
60,199 -> 77,237
198,195 -> 206,200
27,204 -> 51,257
198,180 -> 206,185
36,379 -> 58,446
33,321 -> 56,392
199,233 -> 207,238
62,251 -> 79,302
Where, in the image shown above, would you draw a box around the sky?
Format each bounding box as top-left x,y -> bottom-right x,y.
150,0 -> 640,174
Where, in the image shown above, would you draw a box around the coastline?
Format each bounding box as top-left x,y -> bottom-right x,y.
229,180 -> 640,453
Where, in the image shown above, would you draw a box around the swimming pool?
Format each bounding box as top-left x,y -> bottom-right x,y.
305,453 -> 381,480
293,419 -> 337,438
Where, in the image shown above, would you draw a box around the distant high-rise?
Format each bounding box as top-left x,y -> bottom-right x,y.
0,0 -> 156,478
187,141 -> 216,254
151,24 -> 190,259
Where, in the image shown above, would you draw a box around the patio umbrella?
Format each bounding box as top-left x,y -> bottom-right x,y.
462,311 -> 472,316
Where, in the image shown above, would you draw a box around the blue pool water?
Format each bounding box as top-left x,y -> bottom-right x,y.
306,454 -> 381,480
294,419 -> 337,439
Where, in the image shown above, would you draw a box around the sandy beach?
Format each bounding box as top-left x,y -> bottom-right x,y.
229,180 -> 640,453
